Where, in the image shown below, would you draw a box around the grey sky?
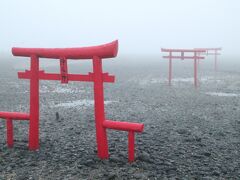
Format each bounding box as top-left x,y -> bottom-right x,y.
0,0 -> 239,57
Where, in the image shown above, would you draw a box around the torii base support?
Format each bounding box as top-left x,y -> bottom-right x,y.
0,111 -> 30,148
6,119 -> 13,148
103,120 -> 143,162
128,131 -> 135,162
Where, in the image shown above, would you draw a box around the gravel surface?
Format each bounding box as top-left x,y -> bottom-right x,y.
0,60 -> 240,179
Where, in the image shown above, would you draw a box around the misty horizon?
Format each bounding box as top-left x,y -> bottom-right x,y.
1,0 -> 240,58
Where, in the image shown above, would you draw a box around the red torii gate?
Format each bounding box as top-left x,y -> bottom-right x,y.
161,48 -> 206,88
0,40 -> 144,162
194,48 -> 222,71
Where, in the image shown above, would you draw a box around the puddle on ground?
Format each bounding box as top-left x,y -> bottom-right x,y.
52,99 -> 117,108
206,92 -> 240,97
50,86 -> 85,94
21,85 -> 86,94
135,76 -> 223,85
172,78 -> 193,82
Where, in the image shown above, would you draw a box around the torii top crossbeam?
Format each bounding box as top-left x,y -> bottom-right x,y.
12,41 -> 118,84
194,48 -> 222,71
12,42 -> 118,59
161,48 -> 206,88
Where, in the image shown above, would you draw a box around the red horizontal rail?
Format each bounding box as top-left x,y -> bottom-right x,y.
163,56 -> 205,59
12,40 -> 118,59
103,120 -> 144,132
18,71 -> 115,83
161,48 -> 206,53
0,111 -> 30,120
194,48 -> 222,51
201,53 -> 221,55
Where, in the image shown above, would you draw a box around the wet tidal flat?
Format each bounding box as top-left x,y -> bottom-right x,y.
0,61 -> 240,179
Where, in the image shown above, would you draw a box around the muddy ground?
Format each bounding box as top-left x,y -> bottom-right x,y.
0,58 -> 240,179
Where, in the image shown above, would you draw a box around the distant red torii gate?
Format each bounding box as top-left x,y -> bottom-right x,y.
161,48 -> 206,88
0,40 -> 144,162
194,48 -> 222,71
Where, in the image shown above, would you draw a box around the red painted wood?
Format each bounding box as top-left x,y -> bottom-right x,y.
0,112 -> 30,120
0,112 -> 30,147
214,50 -> 217,71
194,52 -> 198,88
12,40 -> 118,59
194,48 -> 222,71
163,56 -> 204,59
194,48 -> 221,51
60,57 -> 68,83
9,40 -> 143,162
18,71 -> 115,83
103,120 -> 144,132
161,48 -> 206,88
6,118 -> 13,148
92,56 -> 109,159
128,131 -> 135,162
29,55 -> 40,150
162,48 -> 205,53
169,52 -> 172,86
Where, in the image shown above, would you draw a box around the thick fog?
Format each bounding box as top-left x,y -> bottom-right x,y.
0,0 -> 240,58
